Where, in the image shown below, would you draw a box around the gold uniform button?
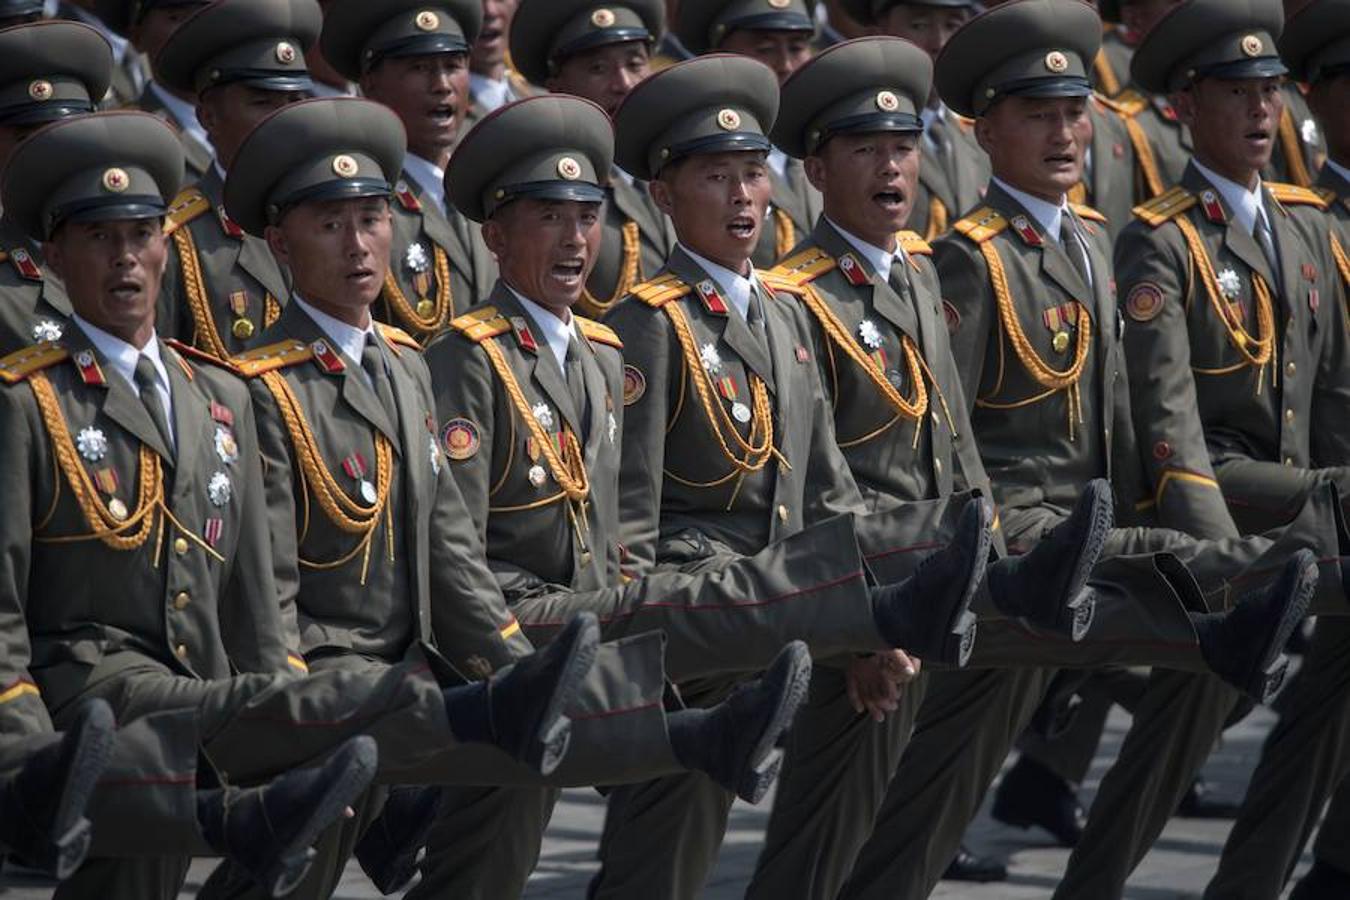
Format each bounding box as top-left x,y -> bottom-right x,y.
174,591 -> 190,610
1285,457 -> 1295,467
175,643 -> 189,659
173,537 -> 189,555
1285,408 -> 1295,422
1287,361 -> 1297,377
1052,330 -> 1070,353
416,298 -> 436,319
777,504 -> 789,523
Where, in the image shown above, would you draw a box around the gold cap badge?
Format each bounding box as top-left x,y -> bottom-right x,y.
1241,34 -> 1264,57
102,167 -> 130,193
875,90 -> 900,112
591,7 -> 616,27
556,156 -> 583,180
1044,51 -> 1070,73
27,79 -> 52,101
415,10 -> 440,31
717,108 -> 742,131
331,154 -> 359,177
275,41 -> 296,64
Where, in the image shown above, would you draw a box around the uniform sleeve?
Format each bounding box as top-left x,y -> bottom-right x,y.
1311,225 -> 1350,468
606,299 -> 674,577
1114,220 -> 1241,540
425,334 -> 497,546
933,236 -> 995,412
0,386 -> 53,735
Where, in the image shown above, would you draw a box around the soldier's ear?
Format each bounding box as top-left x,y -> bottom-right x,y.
264,224 -> 290,267
1170,88 -> 1197,129
803,155 -> 827,194
481,216 -> 507,258
973,115 -> 995,155
648,176 -> 675,217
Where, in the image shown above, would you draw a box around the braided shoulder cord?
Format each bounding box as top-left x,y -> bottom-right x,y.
382,245 -> 453,338
774,210 -> 795,260
173,227 -> 230,358
579,221 -> 642,316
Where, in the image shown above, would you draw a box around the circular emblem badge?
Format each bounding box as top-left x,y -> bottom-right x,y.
1125,282 -> 1164,323
1241,34 -> 1264,57
231,318 -> 254,340
717,108 -> 742,131
875,90 -> 900,112
331,154 -> 359,177
1044,51 -> 1070,74
622,364 -> 646,406
767,0 -> 790,7
441,418 -> 481,460
556,156 -> 583,180
415,10 -> 440,31
102,167 -> 130,193
591,7 -> 616,27
275,41 -> 296,64
28,79 -> 52,101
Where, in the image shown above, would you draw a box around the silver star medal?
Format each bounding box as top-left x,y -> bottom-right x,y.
607,411 -> 617,444
213,425 -> 239,465
31,319 -> 63,342
699,342 -> 723,375
858,319 -> 883,350
207,471 -> 232,507
405,242 -> 430,273
429,435 -> 441,475
76,426 -> 108,462
528,464 -> 548,487
1302,118 -> 1319,146
1217,267 -> 1243,300
532,402 -> 554,429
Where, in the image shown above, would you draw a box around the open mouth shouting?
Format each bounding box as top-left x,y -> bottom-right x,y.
727,212 -> 758,242
550,257 -> 586,289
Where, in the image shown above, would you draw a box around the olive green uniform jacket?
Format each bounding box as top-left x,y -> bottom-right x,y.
575,169 -> 676,319
0,220 -> 70,356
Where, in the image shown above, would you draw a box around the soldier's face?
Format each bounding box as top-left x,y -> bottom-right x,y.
718,29 -> 813,85
547,41 -> 651,117
132,3 -> 207,62
266,198 -> 393,328
650,151 -> 772,274
362,53 -> 470,167
197,85 -> 308,170
473,0 -> 520,74
483,199 -> 602,313
806,131 -> 921,248
1308,74 -> 1350,166
879,5 -> 968,63
977,95 -> 1091,203
46,218 -> 167,348
1175,77 -> 1283,189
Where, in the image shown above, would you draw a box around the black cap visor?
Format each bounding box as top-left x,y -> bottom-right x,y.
726,12 -> 814,34
49,195 -> 166,237
201,70 -> 315,96
0,100 -> 96,127
554,27 -> 652,64
494,180 -> 606,212
661,132 -> 771,171
1191,57 -> 1288,84
997,75 -> 1093,103
271,178 -> 392,224
813,112 -> 923,152
365,34 -> 469,72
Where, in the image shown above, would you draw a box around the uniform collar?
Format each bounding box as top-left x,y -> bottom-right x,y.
508,286 -> 576,371
677,242 -> 756,321
403,153 -> 447,212
470,72 -> 515,113
291,293 -> 379,369
824,216 -> 896,277
71,313 -> 174,448
991,176 -> 1068,241
147,81 -> 211,152
1191,158 -> 1268,236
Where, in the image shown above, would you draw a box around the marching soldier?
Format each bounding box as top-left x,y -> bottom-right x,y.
465,0 -> 532,123
319,0 -> 499,341
152,0 -> 317,358
54,0 -> 146,108
95,0 -> 213,179
0,20 -> 113,354
673,0 -> 824,267
508,0 -> 677,319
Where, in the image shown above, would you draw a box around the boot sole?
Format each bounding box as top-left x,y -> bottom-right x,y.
1053,486 -> 1112,639
29,701 -> 116,879
1247,559 -> 1317,704
523,615 -> 600,776
265,737 -> 378,898
737,644 -> 812,804
938,502 -> 993,667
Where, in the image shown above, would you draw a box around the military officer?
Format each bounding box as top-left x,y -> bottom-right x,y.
151,0 -> 317,358
96,1 -> 213,178
672,0 -> 824,267
319,0 -> 499,341
465,0 -> 532,124
508,0 -> 677,319
0,20 -> 113,354
202,94 -> 815,900
0,107 -> 609,898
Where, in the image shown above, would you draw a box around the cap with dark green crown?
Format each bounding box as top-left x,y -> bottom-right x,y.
0,21 -> 113,126
1131,0 -> 1286,94
155,0 -> 321,97
509,0 -> 664,87
675,0 -> 814,57
320,0 -> 482,82
1278,0 -> 1350,85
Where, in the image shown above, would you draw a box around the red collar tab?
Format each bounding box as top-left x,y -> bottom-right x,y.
309,339 -> 345,374
837,253 -> 871,287
510,316 -> 539,354
695,279 -> 729,315
1010,215 -> 1043,247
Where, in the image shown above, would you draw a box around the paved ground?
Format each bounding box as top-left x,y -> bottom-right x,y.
0,702 -> 1316,899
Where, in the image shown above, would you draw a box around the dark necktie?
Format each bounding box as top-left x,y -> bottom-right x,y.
361,334 -> 399,428
565,337 -> 589,442
1255,209 -> 1281,277
1060,214 -> 1094,290
133,355 -> 174,458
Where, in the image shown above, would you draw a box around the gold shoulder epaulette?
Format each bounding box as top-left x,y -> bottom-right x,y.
577,316 -> 622,350
448,305 -> 511,343
377,323 -> 423,351
165,339 -> 239,374
1268,182 -> 1330,209
769,246 -> 835,288
232,339 -> 311,377
953,208 -> 1009,243
758,269 -> 805,296
897,231 -> 933,256
1133,185 -> 1196,227
0,341 -> 68,384
163,187 -> 210,237
632,273 -> 690,308
1070,203 -> 1109,224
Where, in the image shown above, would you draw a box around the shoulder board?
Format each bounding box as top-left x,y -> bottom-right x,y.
897,231 -> 932,256
1070,203 -> 1109,224
0,341 -> 68,384
577,316 -> 622,350
769,246 -> 836,288
164,339 -> 239,375
232,339 -> 312,377
377,323 -> 423,351
757,270 -> 803,296
1102,89 -> 1146,117
632,273 -> 691,308
1133,185 -> 1197,228
163,187 -> 210,237
1267,182 -> 1330,209
448,306 -> 511,343
953,208 -> 1009,244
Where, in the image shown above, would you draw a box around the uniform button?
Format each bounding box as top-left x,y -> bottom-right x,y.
777,504 -> 789,523
1286,408 -> 1295,422
175,643 -> 188,659
1287,361 -> 1297,377
173,591 -> 190,610
173,537 -> 189,555
1285,457 -> 1295,467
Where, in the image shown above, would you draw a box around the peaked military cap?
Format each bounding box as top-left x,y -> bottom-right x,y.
2,111 -> 184,240
320,0 -> 482,82
613,54 -> 779,180
0,21 -> 113,126
1131,0 -> 1286,94
448,94 -> 612,223
935,0 -> 1101,118
509,0 -> 665,87
841,0 -> 974,26
94,0 -> 209,37
155,0 -> 320,97
0,1 -> 44,21
772,36 -> 930,158
675,0 -> 814,57
1279,0 -> 1350,84
223,97 -> 406,236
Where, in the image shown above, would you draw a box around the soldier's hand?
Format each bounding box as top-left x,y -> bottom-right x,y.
846,651 -> 917,723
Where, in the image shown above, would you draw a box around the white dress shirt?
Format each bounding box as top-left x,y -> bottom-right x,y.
292,294 -> 382,386
991,176 -> 1070,240
678,243 -> 757,322
73,314 -> 175,450
470,73 -> 515,113
1191,158 -> 1271,238
510,287 -> 576,372
402,153 -> 448,213
825,217 -> 899,277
